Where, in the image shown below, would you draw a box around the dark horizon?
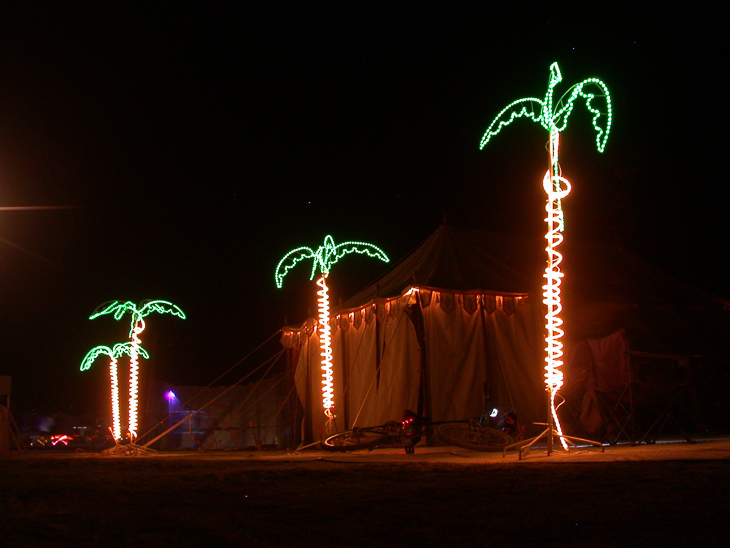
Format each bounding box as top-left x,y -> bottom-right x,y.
0,6 -> 724,415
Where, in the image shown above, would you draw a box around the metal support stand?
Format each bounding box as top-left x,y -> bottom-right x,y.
324,409 -> 336,437
503,421 -> 603,460
504,392 -> 603,460
103,442 -> 157,456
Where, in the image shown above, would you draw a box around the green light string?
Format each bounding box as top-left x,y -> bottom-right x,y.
275,235 -> 388,434
275,235 -> 389,288
80,342 -> 150,441
480,62 -> 612,229
480,62 -> 612,153
89,299 -> 185,440
90,299 -> 186,337
80,342 -> 150,371
479,62 -> 612,450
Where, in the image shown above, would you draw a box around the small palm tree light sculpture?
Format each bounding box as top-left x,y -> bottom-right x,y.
89,299 -> 185,441
80,342 -> 150,441
480,62 -> 611,456
276,235 -> 389,434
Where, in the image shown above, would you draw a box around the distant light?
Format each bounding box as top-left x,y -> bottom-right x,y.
166,391 -> 177,401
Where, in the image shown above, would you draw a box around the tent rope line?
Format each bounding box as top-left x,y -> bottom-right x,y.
228,353 -> 287,423
199,329 -> 283,392
134,329 -> 284,445
239,377 -> 298,447
140,348 -> 286,449
303,296 -> 406,432
136,344 -> 283,445
205,370 -> 296,450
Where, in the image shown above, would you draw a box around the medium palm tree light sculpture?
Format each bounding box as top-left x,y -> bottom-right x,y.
89,299 -> 186,441
80,342 -> 150,441
480,62 -> 611,455
276,235 -> 389,434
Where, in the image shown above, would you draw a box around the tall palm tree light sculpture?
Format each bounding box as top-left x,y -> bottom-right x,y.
90,299 -> 185,441
80,342 -> 150,441
480,62 -> 612,456
276,235 -> 389,434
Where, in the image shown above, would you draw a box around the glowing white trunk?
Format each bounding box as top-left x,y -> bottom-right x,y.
128,322 -> 144,440
543,130 -> 570,450
109,357 -> 121,440
316,276 -> 335,415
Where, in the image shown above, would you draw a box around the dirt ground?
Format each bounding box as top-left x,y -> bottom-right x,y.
2,438 -> 730,547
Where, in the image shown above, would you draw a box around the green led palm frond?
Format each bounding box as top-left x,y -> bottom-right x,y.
87,299 -> 184,440
275,234 -> 389,288
91,299 -> 186,336
480,62 -> 612,153
80,342 -> 150,371
479,97 -> 544,149
89,300 -> 137,322
478,62 -> 613,452
332,240 -> 390,267
275,247 -> 317,288
552,76 -> 612,152
138,299 -> 186,320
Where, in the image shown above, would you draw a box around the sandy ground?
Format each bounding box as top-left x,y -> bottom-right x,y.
2,438 -> 730,547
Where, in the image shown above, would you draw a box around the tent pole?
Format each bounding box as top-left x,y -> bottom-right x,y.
412,291 -> 431,422
341,322 -> 350,430
547,392 -> 554,455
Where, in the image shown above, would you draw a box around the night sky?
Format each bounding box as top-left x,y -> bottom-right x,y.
0,6 -> 724,415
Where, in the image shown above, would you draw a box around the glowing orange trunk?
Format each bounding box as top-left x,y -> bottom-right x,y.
543,130 -> 570,449
316,276 -> 334,415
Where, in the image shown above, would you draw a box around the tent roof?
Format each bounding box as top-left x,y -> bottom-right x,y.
339,224 -> 730,354
344,224 -> 728,308
341,225 -> 540,309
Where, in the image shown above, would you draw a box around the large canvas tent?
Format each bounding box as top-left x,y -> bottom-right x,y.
281,225 -> 730,444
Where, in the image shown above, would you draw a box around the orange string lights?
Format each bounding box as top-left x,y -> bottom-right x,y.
316,276 -> 335,416
542,132 -> 572,449
80,342 -> 150,441
109,355 -> 121,440
480,62 -> 611,455
276,235 -> 389,433
85,300 -> 185,443
127,322 -> 144,439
